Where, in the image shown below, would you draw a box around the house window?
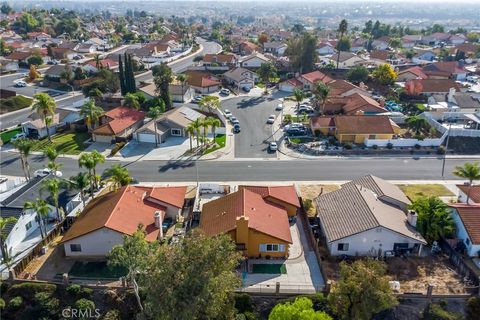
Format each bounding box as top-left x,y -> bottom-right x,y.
25,221 -> 32,231
70,244 -> 82,252
369,135 -> 376,139
171,129 -> 182,136
337,243 -> 349,251
259,244 -> 285,252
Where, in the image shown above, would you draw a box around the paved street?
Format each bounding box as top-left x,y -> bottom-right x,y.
0,150 -> 473,182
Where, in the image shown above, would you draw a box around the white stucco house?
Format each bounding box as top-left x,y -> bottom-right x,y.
315,175 -> 426,257
450,204 -> 480,257
239,52 -> 270,68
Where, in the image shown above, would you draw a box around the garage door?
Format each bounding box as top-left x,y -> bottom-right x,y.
137,133 -> 156,143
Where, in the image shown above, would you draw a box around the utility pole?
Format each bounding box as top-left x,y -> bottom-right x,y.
441,122 -> 452,178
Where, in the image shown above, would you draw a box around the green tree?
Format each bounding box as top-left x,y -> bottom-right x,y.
123,92 -> 140,109
200,117 -> 211,145
16,13 -> 39,33
32,93 -> 57,142
409,196 -> 455,243
209,117 -> 221,143
313,82 -> 330,115
176,73 -> 188,103
329,259 -> 397,320
405,115 -> 429,135
372,63 -> 397,85
336,19 -> 348,69
0,216 -> 17,267
40,178 -> 65,222
80,99 -> 104,131
78,151 -> 105,195
12,138 -> 35,181
147,103 -> 165,147
285,33 -> 317,73
293,88 -> 305,111
1,3 -> 13,15
43,146 -> 62,174
453,162 -> 480,204
23,198 -> 51,239
346,65 -> 370,84
152,63 -> 173,109
186,124 -> 195,150
68,172 -> 90,208
336,37 -> 351,52
389,37 -> 402,48
191,118 -> 202,149
27,55 -> 43,66
118,54 -> 126,96
103,164 -> 133,191
257,62 -> 277,94
198,95 -> 221,114
60,65 -> 73,83
270,297 -> 332,320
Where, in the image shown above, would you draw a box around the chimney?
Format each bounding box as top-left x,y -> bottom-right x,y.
236,216 -> 249,248
407,210 -> 417,228
154,211 -> 163,239
448,88 -> 456,103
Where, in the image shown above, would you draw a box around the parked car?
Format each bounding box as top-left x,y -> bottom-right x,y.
34,168 -> 62,178
267,115 -> 276,124
230,117 -> 239,125
286,128 -> 307,136
15,81 -> 27,87
284,123 -> 304,131
192,96 -> 203,104
269,141 -> 278,151
297,105 -> 314,113
241,86 -> 251,93
224,109 -> 232,119
47,60 -> 59,65
466,76 -> 478,83
233,124 -> 241,133
220,88 -> 230,96
276,103 -> 284,111
10,133 -> 26,142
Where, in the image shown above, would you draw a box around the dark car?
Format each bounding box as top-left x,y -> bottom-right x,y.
241,86 -> 251,93
286,128 -> 306,136
233,124 -> 241,133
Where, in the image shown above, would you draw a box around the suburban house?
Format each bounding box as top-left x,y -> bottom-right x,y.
322,93 -> 387,115
82,58 -> 119,73
422,61 -> 467,81
233,41 -> 259,56
201,54 -> 238,67
350,38 -> 366,52
405,79 -> 460,96
185,71 -> 221,94
327,80 -> 370,97
456,185 -> 480,205
22,113 -> 61,139
449,204 -> 480,257
316,42 -> 336,56
371,37 -> 390,50
310,115 -> 400,144
84,37 -> 112,51
328,52 -> 366,68
428,89 -> 480,112
61,185 -> 187,257
369,50 -> 401,66
298,71 -> 332,91
74,43 -> 97,54
262,42 -> 287,56
411,50 -> 436,64
44,65 -> 70,81
278,78 -> 303,93
237,185 -> 300,216
239,52 -> 270,68
139,83 -> 194,103
401,35 -> 422,48
223,67 -> 258,90
421,32 -> 450,46
200,188 -> 293,258
397,66 -> 428,82
0,58 -> 19,73
92,107 -> 145,143
315,175 -> 426,256
135,106 -> 205,144
26,32 -> 51,42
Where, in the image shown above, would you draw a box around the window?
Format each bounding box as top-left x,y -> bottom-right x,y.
337,243 -> 349,251
259,244 -> 286,252
171,129 -> 182,136
25,221 -> 32,231
369,135 -> 376,139
70,244 -> 82,252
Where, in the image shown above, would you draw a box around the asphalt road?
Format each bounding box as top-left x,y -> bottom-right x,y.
0,151 -> 472,182
221,95 -> 282,158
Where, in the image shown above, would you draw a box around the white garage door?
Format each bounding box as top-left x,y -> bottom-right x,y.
137,133 -> 156,143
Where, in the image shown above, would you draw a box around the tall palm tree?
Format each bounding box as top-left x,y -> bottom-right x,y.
257,62 -> 277,94
124,93 -> 140,109
147,103 -> 165,147
405,116 -> 429,135
40,178 -> 65,222
12,138 -> 35,181
192,118 -> 202,149
94,53 -> 102,69
91,150 -> 105,189
453,162 -> 480,204
79,151 -> 104,195
176,73 -> 188,103
0,216 -> 17,267
43,145 -> 62,173
201,118 -> 211,145
209,117 -> 221,143
32,92 -> 57,142
198,96 -> 221,115
293,88 -> 304,112
336,19 -> 348,69
186,124 -> 195,150
80,99 -> 104,131
313,82 -> 330,115
103,164 -> 133,191
69,172 -> 90,208
24,199 -> 50,240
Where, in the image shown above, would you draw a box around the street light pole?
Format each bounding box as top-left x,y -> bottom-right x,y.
195,156 -> 200,188
441,122 -> 452,178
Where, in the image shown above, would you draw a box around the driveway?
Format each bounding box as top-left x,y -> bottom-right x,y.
221,93 -> 284,158
120,137 -> 193,161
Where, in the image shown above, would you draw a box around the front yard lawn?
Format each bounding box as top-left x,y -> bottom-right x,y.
203,134 -> 226,155
32,132 -> 90,155
0,96 -> 33,114
0,128 -> 22,144
398,184 -> 454,201
69,261 -> 127,279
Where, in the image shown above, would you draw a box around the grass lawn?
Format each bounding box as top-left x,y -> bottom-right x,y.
289,137 -> 314,144
69,261 -> 127,279
203,134 -> 226,155
32,132 -> 90,155
0,96 -> 33,114
398,184 -> 454,201
252,264 -> 287,274
0,128 -> 22,144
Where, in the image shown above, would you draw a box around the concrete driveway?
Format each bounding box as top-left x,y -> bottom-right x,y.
120,137 -> 193,161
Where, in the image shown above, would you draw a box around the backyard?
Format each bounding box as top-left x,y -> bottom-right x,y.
252,263 -> 287,274
397,184 -> 454,201
68,261 -> 127,279
32,132 -> 90,155
0,127 -> 22,144
298,184 -> 341,216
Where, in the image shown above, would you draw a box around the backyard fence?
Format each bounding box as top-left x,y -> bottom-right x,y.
364,131 -> 447,148
238,283 -> 322,295
440,239 -> 480,291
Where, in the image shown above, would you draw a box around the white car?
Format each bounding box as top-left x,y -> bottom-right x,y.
10,133 -> 26,142
276,103 -> 284,111
224,109 -> 232,118
34,168 -> 62,178
298,104 -> 314,113
230,116 -> 239,125
15,81 -> 27,87
284,123 -> 304,131
220,88 -> 230,95
269,141 -> 278,151
267,115 -> 276,124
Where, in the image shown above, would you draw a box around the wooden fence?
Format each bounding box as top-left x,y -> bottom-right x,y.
440,238 -> 480,290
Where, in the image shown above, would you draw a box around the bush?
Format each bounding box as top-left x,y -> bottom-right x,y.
437,146 -> 446,155
386,143 -> 393,149
343,143 -> 352,150
0,298 -> 4,310
466,297 -> 480,320
67,284 -> 82,296
82,287 -> 94,296
423,302 -> 461,320
76,298 -> 96,311
303,199 -> 313,212
110,141 -> 126,156
8,282 -> 57,300
235,293 -> 254,313
103,309 -> 121,320
0,95 -> 33,113
7,296 -> 22,310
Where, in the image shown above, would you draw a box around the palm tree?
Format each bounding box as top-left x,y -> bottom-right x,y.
43,146 -> 62,173
192,118 -> 202,149
32,92 -> 57,142
201,118 -> 211,145
12,138 -> 35,181
293,88 -> 304,112
198,96 -> 221,115
124,93 -> 140,109
405,116 -> 429,135
69,172 -> 90,208
147,103 -> 165,147
24,199 -> 51,240
79,151 -> 104,195
409,196 -> 455,243
313,82 -> 330,115
186,124 -> 195,150
94,53 -> 102,69
453,162 -> 480,204
209,117 -> 221,143
40,178 -> 65,222
176,73 -> 188,103
336,19 -> 348,69
80,99 -> 104,131
103,164 -> 133,191
0,216 -> 17,267
257,62 -> 277,94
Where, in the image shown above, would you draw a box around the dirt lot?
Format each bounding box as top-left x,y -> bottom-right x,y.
298,184 -> 340,216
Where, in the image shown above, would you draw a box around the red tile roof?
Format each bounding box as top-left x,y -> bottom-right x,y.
456,185 -> 480,204
450,204 -> 480,244
310,116 -> 336,130
185,71 -> 220,88
301,71 -> 332,84
147,186 -> 187,208
335,115 -> 398,135
238,185 -> 300,207
85,58 -> 118,69
398,66 -> 428,79
200,189 -> 292,243
93,107 -> 144,136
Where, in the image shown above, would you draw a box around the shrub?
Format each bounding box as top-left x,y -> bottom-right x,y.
0,298 -> 4,310
303,199 -> 313,212
423,302 -> 461,320
8,282 -> 56,300
82,287 -> 94,296
76,298 -> 96,311
386,143 -> 393,149
34,291 -> 53,302
7,296 -> 22,310
103,309 -> 121,320
235,293 -> 254,313
67,284 -> 82,296
110,141 -> 126,156
466,297 -> 480,320
343,143 -> 352,150
437,146 -> 446,155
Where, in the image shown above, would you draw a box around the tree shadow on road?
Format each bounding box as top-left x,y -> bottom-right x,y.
158,160 -> 195,173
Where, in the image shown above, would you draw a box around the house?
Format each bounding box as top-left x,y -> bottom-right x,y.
238,185 -> 300,216
397,66 -> 428,82
278,78 -> 304,93
223,67 -> 258,90
449,204 -> 480,257
44,65 -> 70,81
22,113 -> 61,139
315,176 -> 426,256
327,80 -> 370,97
262,42 -> 287,56
139,83 -> 194,103
371,37 -> 390,50
5,51 -> 35,65
201,54 -> 238,67
85,37 -> 112,51
200,188 -> 292,258
316,42 -> 336,56
74,43 -> 97,54
405,79 -> 460,96
135,106 -> 205,144
26,32 -> 51,42
401,35 -> 422,48
422,61 -> 467,81
330,52 -> 366,68
447,34 -> 466,46
92,107 -> 145,143
456,185 -> 480,205
0,58 -> 19,73
369,50 -> 400,66
310,115 -> 400,144
428,89 -> 480,112
82,58 -> 119,73
411,50 -> 436,64
322,93 -> 387,115
51,47 -> 75,60
421,32 -> 450,46
185,71 -> 221,94
298,71 -> 332,91
350,38 -> 366,53
61,185 -> 187,257
233,41 -> 259,56
239,52 -> 270,68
